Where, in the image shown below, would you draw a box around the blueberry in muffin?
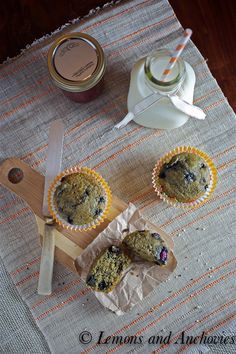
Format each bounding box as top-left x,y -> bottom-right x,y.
122,230 -> 168,265
158,152 -> 210,203
54,172 -> 106,226
86,245 -> 132,293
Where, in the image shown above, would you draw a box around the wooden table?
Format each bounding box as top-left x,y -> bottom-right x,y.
1,0 -> 235,111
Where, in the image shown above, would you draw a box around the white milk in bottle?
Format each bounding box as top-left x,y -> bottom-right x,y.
127,49 -> 196,129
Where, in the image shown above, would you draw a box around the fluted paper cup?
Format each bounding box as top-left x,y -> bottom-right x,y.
152,146 -> 217,209
48,166 -> 112,231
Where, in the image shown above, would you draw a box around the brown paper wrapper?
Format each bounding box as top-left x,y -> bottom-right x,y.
75,203 -> 177,315
152,146 -> 217,209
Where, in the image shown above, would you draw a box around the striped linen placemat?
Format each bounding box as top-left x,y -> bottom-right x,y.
0,0 -> 235,353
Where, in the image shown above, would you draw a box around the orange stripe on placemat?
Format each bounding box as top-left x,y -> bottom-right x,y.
109,23 -> 177,59
103,14 -> 175,48
82,258 -> 236,354
21,143 -> 48,161
174,312 -> 236,354
203,312 -> 236,338
204,98 -> 225,111
11,257 -> 41,276
36,287 -> 91,321
0,207 -> 30,225
0,75 -> 49,106
193,88 -> 220,104
171,200 -> 236,237
31,279 -> 81,310
15,271 -> 39,286
155,298 -> 236,354
214,144 -> 236,159
0,54 -> 46,80
130,187 -> 154,204
22,94 -> 126,163
30,119 -> 117,169
79,126 -> 142,166
31,98 -> 230,168
65,118 -> 113,148
140,198 -> 162,211
24,81 -> 223,167
30,156 -> 52,170
66,96 -> 125,135
31,125 -> 142,169
160,187 -> 236,229
0,200 -> 22,212
82,0 -> 149,32
107,269 -> 236,354
0,87 -> 55,121
93,130 -> 162,170
218,158 -> 236,170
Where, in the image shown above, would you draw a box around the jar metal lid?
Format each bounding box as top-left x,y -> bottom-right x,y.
48,32 -> 106,92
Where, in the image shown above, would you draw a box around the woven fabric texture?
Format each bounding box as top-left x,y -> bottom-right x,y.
0,0 -> 236,353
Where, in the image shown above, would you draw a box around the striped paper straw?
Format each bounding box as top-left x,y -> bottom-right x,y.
160,28 -> 192,82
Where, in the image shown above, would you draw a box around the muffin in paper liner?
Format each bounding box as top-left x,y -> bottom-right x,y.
152,146 -> 217,209
48,166 -> 112,231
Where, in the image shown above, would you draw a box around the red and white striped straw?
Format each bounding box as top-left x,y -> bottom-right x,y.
160,28 -> 192,82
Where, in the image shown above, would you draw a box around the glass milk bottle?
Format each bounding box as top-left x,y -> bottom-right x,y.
127,49 -> 196,129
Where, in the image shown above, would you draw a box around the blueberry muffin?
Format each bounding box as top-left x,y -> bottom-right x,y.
122,230 -> 168,265
158,152 -> 210,203
54,172 -> 106,226
86,245 -> 132,293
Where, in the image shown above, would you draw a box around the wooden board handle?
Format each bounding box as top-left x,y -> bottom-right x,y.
0,157 -> 44,218
0,158 -> 128,250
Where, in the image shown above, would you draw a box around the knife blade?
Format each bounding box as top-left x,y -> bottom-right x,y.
114,90 -> 206,129
37,119 -> 65,295
114,92 -> 162,129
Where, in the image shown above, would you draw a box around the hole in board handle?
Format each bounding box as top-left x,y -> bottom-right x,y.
8,168 -> 24,184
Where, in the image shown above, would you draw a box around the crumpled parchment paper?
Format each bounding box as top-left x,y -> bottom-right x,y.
75,203 -> 177,315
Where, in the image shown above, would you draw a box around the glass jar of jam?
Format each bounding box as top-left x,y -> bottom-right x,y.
47,32 -> 106,103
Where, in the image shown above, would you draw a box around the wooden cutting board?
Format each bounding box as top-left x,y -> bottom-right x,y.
0,158 -> 128,273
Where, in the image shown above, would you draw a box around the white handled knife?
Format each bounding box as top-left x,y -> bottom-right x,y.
37,119 -> 65,295
114,92 -> 206,129
114,93 -> 162,129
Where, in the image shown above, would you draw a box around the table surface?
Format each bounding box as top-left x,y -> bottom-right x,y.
1,1 -> 235,353
1,0 -> 236,112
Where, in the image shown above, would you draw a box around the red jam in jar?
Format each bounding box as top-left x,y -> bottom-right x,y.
47,33 -> 106,102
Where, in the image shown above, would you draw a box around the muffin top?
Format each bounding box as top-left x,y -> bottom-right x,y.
158,152 -> 210,203
54,172 -> 106,226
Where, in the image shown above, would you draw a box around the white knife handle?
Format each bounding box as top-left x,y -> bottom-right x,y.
37,223 -> 55,295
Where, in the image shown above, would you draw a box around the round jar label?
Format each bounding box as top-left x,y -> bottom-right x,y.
54,38 -> 98,81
